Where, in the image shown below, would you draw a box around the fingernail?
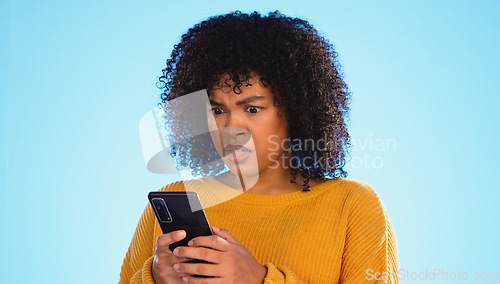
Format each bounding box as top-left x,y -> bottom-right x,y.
188,240 -> 193,246
177,230 -> 185,238
173,263 -> 180,271
182,276 -> 188,283
212,226 -> 220,231
173,248 -> 179,256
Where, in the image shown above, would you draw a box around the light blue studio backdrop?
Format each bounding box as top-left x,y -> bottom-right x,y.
1,0 -> 499,283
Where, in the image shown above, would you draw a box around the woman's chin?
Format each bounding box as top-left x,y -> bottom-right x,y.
221,157 -> 260,190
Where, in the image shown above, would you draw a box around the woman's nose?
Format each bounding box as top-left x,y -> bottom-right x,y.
224,112 -> 244,130
224,126 -> 247,137
222,113 -> 250,141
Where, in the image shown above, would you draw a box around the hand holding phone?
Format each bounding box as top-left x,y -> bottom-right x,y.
148,191 -> 214,265
151,229 -> 193,283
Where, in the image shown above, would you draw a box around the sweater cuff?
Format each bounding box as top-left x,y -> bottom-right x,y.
263,262 -> 285,283
141,256 -> 156,283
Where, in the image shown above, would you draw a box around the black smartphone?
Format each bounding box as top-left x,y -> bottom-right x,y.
148,191 -> 213,265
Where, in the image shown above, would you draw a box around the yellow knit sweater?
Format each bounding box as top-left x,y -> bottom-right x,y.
120,177 -> 400,283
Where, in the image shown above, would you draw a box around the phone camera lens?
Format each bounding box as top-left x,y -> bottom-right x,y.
152,198 -> 173,223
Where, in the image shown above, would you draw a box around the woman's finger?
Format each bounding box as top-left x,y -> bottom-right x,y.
211,227 -> 241,245
173,262 -> 223,278
157,230 -> 187,253
182,275 -> 222,284
173,246 -> 222,264
189,233 -> 231,251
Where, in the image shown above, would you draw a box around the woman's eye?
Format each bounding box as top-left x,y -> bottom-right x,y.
246,106 -> 262,114
212,108 -> 224,115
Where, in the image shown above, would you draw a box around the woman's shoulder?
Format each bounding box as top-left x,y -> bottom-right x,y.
319,176 -> 377,193
158,176 -> 223,192
158,179 -> 187,192
319,177 -> 384,206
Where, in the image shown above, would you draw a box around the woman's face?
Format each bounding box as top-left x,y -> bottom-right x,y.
207,73 -> 290,183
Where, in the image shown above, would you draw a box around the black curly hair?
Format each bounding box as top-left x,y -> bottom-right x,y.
157,10 -> 352,191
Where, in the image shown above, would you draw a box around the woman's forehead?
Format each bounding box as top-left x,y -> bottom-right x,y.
209,82 -> 272,100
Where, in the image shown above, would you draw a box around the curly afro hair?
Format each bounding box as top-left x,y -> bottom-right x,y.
157,10 -> 352,191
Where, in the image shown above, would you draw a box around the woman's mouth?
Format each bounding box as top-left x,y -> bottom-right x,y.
224,144 -> 252,163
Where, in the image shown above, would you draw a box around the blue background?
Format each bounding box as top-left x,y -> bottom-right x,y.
1,0 -> 499,283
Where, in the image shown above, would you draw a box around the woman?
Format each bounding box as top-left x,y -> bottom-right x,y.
120,10 -> 399,283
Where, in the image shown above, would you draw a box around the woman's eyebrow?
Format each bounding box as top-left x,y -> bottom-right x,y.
209,96 -> 266,106
209,99 -> 224,106
236,96 -> 265,105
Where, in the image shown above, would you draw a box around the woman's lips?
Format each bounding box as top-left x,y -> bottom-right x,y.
224,144 -> 251,163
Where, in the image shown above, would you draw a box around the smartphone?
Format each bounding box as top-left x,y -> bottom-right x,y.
148,191 -> 213,265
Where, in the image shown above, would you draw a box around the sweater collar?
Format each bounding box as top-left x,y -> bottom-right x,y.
199,176 -> 342,206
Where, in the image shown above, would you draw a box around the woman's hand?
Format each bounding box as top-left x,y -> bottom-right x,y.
172,227 -> 268,283
152,230 -> 192,284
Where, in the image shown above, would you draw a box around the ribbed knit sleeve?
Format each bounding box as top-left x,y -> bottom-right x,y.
119,203 -> 157,284
339,183 -> 400,284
